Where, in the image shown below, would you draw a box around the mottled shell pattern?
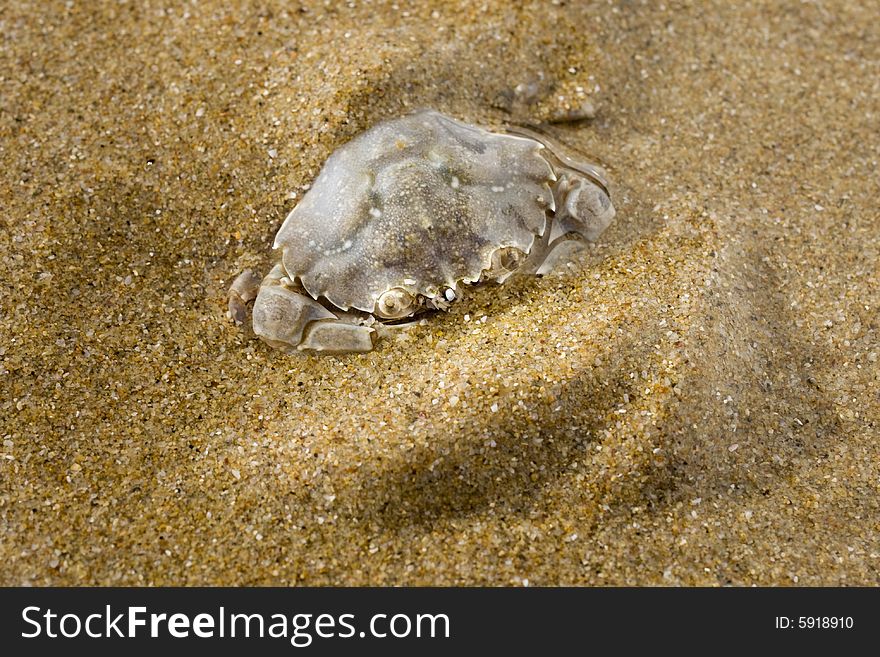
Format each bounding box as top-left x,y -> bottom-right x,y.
273,110 -> 557,314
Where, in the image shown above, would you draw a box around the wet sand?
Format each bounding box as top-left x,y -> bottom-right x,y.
1,0 -> 878,585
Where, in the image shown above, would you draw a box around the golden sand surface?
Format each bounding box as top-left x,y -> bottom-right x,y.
1,0 -> 878,585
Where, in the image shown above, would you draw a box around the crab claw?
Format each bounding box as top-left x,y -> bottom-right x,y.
252,275 -> 375,354
228,269 -> 262,325
298,320 -> 377,354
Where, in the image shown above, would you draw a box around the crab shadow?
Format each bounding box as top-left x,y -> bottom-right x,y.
344,319 -> 667,530
342,223 -> 842,538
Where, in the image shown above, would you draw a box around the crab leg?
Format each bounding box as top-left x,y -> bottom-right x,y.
502,124 -> 610,196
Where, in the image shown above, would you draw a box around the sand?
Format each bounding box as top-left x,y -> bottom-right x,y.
1,0 -> 878,585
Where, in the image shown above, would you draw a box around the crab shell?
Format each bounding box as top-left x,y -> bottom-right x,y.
272,109 -> 559,316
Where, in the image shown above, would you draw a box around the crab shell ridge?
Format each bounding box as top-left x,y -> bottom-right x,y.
272,110 -> 558,314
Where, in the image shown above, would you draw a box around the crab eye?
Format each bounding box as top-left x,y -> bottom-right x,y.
492,246 -> 526,273
376,287 -> 416,319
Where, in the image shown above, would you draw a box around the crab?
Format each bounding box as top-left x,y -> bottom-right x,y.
228,109 -> 615,354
